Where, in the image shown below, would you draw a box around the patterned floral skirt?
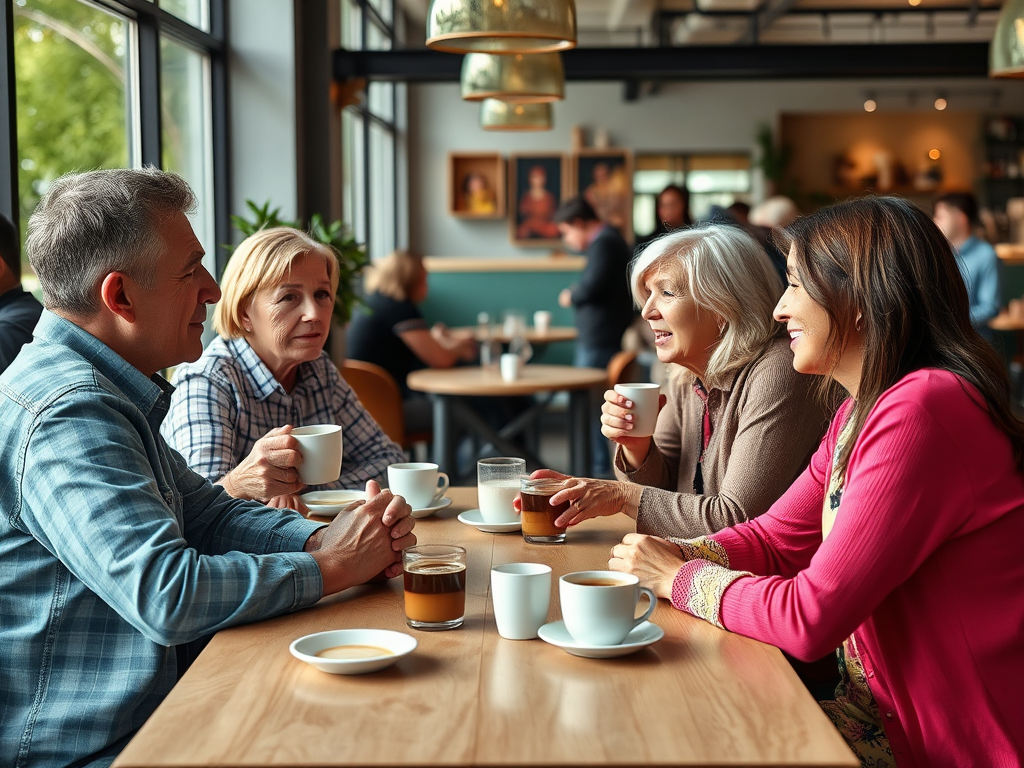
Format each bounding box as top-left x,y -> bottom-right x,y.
819,637 -> 895,767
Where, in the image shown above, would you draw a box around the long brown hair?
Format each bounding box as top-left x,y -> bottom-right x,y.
778,195 -> 1024,481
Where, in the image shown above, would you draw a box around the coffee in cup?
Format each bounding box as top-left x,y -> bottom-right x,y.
403,545 -> 467,631
291,424 -> 343,485
388,462 -> 449,510
519,477 -> 568,544
559,570 -> 656,646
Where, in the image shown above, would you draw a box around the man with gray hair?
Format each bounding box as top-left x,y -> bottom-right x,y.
0,168 -> 416,768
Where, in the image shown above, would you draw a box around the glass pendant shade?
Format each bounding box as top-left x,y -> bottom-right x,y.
991,0 -> 1024,78
480,99 -> 552,131
461,53 -> 564,103
426,0 -> 576,54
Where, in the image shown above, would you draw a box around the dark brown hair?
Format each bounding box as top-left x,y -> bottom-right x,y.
778,195 -> 1024,481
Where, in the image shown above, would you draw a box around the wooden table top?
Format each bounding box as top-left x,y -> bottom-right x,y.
452,325 -> 578,344
407,363 -> 607,397
113,488 -> 856,768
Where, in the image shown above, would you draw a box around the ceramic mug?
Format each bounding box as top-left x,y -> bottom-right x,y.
559,570 -> 656,646
291,425 -> 343,485
387,462 -> 449,509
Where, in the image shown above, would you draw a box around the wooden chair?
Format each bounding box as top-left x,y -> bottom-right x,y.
606,349 -> 641,388
339,359 -> 432,451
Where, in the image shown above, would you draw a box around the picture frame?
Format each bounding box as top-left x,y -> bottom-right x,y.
570,149 -> 634,239
509,153 -> 567,247
449,152 -> 506,218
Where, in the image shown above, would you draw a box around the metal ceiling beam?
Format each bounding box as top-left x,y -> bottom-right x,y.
333,42 -> 989,82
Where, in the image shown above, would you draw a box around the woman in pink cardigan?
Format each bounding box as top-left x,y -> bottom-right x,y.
611,196 -> 1024,767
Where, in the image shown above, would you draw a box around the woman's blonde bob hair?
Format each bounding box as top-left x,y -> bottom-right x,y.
631,224 -> 784,388
364,249 -> 426,302
214,227 -> 339,338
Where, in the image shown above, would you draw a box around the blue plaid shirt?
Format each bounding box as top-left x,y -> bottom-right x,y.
162,336 -> 404,493
0,312 -> 325,768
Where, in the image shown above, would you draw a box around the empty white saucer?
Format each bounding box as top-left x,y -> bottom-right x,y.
301,490 -> 367,518
411,496 -> 453,519
457,508 -> 521,533
537,620 -> 664,658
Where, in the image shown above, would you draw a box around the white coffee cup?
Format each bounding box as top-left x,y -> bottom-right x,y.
533,310 -> 552,334
387,462 -> 449,509
559,570 -> 656,646
491,563 -> 552,640
291,425 -> 343,485
500,353 -> 522,382
613,383 -> 661,438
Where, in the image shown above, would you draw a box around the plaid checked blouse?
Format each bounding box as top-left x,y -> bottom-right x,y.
163,336 -> 405,492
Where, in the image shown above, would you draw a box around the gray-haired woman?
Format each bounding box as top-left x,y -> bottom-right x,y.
523,224 -> 833,540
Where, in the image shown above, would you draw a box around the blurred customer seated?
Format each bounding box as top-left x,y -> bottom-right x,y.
0,211 -> 43,374
636,184 -> 692,252
347,249 -> 476,436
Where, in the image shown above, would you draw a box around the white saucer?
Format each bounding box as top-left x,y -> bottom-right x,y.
537,620 -> 664,658
457,508 -> 521,533
411,496 -> 453,519
301,490 -> 367,517
289,629 -> 417,675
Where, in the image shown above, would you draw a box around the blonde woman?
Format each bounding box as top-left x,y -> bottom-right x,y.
524,225 -> 833,539
347,250 -> 476,434
162,227 -> 405,513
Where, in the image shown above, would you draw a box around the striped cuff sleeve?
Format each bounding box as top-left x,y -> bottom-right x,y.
670,559 -> 751,629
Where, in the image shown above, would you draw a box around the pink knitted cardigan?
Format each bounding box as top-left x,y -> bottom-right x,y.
671,369 -> 1024,768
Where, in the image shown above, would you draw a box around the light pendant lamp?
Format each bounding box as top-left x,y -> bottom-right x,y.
462,52 -> 564,103
991,0 -> 1024,78
426,0 -> 576,54
480,99 -> 552,131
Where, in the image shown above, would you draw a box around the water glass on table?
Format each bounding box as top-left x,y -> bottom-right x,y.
477,457 -> 525,524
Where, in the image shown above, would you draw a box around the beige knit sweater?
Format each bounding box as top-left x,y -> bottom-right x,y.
613,336 -> 833,540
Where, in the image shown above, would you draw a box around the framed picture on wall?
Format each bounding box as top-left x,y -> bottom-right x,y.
449,152 -> 506,218
509,153 -> 566,247
570,149 -> 634,239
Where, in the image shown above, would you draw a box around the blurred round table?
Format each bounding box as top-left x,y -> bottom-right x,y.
451,325 -> 577,345
407,364 -> 606,478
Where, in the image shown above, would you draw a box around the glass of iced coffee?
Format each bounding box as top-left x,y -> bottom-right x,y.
519,477 -> 569,544
403,545 -> 467,630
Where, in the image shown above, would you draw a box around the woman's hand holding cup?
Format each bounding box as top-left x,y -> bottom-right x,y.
600,387 -> 667,470
220,425 -> 305,502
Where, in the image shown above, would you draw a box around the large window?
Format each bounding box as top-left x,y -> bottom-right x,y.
5,0 -> 225,283
340,0 -> 401,261
634,153 -> 752,236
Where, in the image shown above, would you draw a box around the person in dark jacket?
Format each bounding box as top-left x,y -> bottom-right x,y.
556,196 -> 635,475
0,211 -> 43,374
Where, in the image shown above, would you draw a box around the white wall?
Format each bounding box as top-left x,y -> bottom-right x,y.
408,77 -> 1024,257
229,0 -> 298,228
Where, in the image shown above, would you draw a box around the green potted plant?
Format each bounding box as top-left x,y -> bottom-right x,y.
228,200 -> 370,326
755,124 -> 793,197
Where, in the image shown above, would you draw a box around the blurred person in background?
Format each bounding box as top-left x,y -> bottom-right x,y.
933,191 -> 1001,342
347,249 -> 477,435
556,196 -> 635,476
0,211 -> 43,373
636,184 -> 692,251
